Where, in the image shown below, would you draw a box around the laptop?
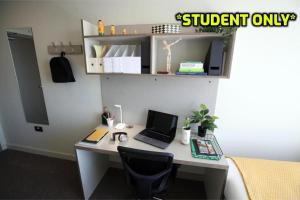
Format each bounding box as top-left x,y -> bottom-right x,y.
134,110 -> 178,149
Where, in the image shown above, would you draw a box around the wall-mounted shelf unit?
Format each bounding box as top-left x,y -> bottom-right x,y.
81,19 -> 236,78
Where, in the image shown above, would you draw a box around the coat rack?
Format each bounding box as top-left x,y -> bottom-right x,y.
48,42 -> 82,55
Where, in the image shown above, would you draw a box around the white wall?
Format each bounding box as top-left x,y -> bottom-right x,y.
0,1 -> 103,159
215,25 -> 300,161
211,0 -> 300,162
0,0 -> 299,161
101,75 -> 219,127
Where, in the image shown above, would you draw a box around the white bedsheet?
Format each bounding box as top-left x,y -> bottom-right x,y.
225,158 -> 249,200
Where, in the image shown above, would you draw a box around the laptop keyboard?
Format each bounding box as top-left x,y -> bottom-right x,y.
134,133 -> 169,149
140,130 -> 170,143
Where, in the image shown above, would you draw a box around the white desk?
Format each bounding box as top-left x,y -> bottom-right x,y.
75,125 -> 228,199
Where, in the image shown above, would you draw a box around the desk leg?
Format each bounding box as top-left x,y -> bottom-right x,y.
204,168 -> 228,199
76,149 -> 109,199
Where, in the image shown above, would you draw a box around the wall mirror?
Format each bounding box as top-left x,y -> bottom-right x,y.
7,27 -> 49,125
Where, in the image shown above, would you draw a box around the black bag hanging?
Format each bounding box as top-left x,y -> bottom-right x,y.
50,52 -> 75,83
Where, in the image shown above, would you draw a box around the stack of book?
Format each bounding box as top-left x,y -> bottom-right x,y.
176,61 -> 207,76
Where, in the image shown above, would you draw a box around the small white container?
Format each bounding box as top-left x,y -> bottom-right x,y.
107,118 -> 114,129
181,128 -> 191,145
107,118 -> 114,140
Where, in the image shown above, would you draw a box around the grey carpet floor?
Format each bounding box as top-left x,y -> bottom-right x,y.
0,150 -> 206,199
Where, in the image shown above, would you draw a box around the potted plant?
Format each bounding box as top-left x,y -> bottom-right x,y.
181,117 -> 191,145
191,104 -> 218,137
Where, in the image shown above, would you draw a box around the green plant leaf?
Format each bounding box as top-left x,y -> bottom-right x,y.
200,104 -> 208,110
192,111 -> 199,115
200,109 -> 209,116
183,117 -> 191,128
205,115 -> 212,120
212,116 -> 219,120
208,127 -> 214,132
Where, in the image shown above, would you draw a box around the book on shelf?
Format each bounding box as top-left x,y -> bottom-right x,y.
179,68 -> 204,73
180,61 -> 203,68
175,72 -> 207,76
179,61 -> 204,73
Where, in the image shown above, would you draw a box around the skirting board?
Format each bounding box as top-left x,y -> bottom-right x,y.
5,144 -> 206,182
5,144 -> 212,182
0,142 -> 7,151
7,143 -> 75,161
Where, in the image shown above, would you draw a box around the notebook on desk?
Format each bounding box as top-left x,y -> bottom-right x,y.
82,128 -> 108,144
134,110 -> 178,149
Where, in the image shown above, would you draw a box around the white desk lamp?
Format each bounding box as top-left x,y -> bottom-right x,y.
114,104 -> 126,129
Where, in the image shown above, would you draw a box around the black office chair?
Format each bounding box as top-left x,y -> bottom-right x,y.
117,146 -> 175,199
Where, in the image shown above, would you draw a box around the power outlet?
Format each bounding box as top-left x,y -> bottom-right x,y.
34,126 -> 43,132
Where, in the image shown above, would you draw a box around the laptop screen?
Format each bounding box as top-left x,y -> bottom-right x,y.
146,110 -> 178,138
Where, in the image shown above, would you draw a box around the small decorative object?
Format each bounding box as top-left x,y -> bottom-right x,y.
156,71 -> 169,74
134,30 -> 137,34
98,20 -> 105,36
122,28 -> 127,35
101,106 -> 111,125
126,124 -> 134,129
181,117 -> 191,145
191,104 -> 218,137
110,25 -> 116,35
159,38 -> 182,74
152,24 -> 180,34
114,104 -> 126,129
196,26 -> 237,36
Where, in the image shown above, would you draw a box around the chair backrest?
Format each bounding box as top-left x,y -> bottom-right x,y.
117,146 -> 174,199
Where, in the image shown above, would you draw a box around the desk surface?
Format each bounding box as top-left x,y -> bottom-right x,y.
75,125 -> 228,170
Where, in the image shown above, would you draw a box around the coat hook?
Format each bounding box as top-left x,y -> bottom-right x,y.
60,42 -> 66,52
69,41 -> 74,52
52,42 -> 58,53
52,42 -> 59,53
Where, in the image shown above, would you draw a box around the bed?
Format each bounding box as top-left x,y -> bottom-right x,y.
225,158 -> 249,200
224,157 -> 300,200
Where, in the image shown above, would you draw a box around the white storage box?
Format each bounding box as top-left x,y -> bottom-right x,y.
103,45 -> 141,74
103,45 -> 119,73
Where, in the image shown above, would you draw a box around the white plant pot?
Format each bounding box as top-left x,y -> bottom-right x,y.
181,128 -> 191,145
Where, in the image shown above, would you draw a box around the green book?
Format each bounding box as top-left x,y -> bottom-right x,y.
179,67 -> 204,73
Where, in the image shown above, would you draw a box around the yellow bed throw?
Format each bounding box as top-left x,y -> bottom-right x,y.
231,157 -> 300,200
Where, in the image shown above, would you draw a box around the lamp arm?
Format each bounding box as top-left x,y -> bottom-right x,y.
120,107 -> 123,124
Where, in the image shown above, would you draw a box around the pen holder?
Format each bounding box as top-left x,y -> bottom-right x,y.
107,118 -> 114,129
107,118 -> 114,140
